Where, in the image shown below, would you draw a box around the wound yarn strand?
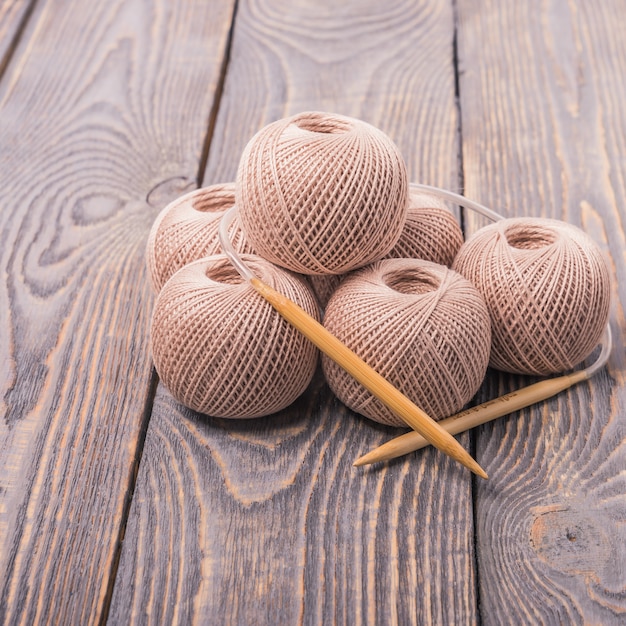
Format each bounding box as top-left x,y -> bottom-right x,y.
150,254 -> 320,418
322,258 -> 492,426
453,217 -> 611,375
146,183 -> 254,292
236,111 -> 409,275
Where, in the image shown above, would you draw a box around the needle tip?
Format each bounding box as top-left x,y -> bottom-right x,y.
475,467 -> 489,480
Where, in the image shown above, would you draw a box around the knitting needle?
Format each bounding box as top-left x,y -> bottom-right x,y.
353,325 -> 612,466
252,277 -> 487,478
219,208 -> 488,479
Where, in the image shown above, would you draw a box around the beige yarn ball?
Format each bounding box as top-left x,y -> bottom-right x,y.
308,187 -> 464,308
236,111 -> 409,275
145,183 -> 254,292
151,254 -> 320,418
453,217 -> 611,375
388,187 -> 464,265
321,258 -> 492,426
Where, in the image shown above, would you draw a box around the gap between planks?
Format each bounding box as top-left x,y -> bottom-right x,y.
98,2 -> 242,623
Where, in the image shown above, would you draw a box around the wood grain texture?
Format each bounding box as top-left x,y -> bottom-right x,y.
0,0 -> 34,76
111,377 -> 477,625
204,0 -> 462,190
458,1 -> 626,623
0,0 -> 236,623
110,0 -> 479,624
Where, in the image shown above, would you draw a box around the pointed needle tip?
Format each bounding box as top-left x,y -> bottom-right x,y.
476,467 -> 489,480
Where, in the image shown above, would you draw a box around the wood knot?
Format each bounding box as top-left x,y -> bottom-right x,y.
529,499 -> 624,604
531,504 -> 607,572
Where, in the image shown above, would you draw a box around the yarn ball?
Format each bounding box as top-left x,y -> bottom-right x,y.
321,258 -> 492,426
388,187 -> 464,265
151,254 -> 320,418
146,183 -> 254,292
236,111 -> 409,275
308,187 -> 464,308
453,217 -> 611,375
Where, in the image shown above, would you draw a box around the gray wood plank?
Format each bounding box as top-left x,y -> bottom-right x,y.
0,0 -> 236,623
458,1 -> 626,623
110,0 -> 479,624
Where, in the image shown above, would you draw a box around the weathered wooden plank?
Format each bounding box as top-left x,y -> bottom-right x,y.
110,0 -> 480,624
0,0 -> 35,76
458,1 -> 626,624
0,0 -> 236,623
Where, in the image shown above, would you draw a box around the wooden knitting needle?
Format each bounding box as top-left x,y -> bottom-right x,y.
251,278 -> 488,479
219,205 -> 487,478
353,367 -> 597,467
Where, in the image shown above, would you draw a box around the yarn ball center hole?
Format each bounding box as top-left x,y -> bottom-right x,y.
192,195 -> 232,214
505,223 -> 557,250
383,268 -> 440,295
205,260 -> 246,286
291,113 -> 352,135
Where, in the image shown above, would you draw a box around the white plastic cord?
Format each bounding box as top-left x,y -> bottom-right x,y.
582,324 -> 612,377
219,205 -> 254,281
410,183 -> 505,222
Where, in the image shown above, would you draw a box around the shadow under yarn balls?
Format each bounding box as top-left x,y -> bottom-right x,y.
322,258 -> 492,427
453,217 -> 611,375
236,111 -> 409,275
145,183 -> 254,292
151,254 -> 320,418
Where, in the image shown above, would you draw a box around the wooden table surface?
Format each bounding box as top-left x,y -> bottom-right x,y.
1,0 -> 625,624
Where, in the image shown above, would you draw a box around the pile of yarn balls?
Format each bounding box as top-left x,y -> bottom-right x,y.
147,111 -> 611,426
